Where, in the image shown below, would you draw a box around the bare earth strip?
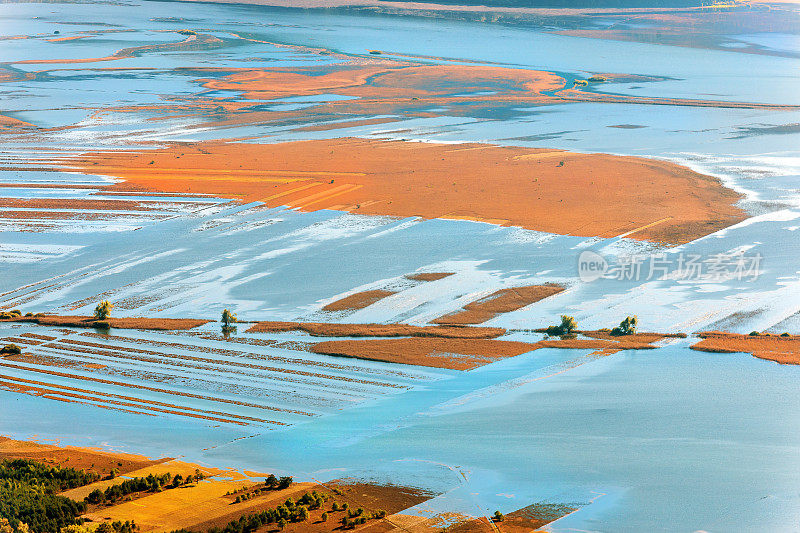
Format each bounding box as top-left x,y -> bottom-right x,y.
432,285 -> 565,325
691,331 -> 800,365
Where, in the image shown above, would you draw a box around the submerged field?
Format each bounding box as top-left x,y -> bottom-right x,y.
1,0 -> 800,531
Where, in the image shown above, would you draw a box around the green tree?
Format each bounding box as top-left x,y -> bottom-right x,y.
610,316 -> 638,336
94,300 -> 113,320
545,315 -> 578,336
492,510 -> 504,522
221,309 -> 237,329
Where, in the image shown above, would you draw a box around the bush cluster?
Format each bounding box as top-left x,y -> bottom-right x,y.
0,459 -> 99,533
340,507 -> 386,529
610,316 -> 637,336
545,315 -> 578,336
233,476 -> 294,504
85,470 -> 205,506
1,344 -> 22,355
174,490 -> 333,533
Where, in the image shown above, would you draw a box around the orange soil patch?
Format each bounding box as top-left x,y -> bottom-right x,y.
0,198 -> 178,211
405,272 -> 454,282
4,315 -> 210,330
0,113 -> 36,130
690,331 -> 800,365
0,436 -> 168,477
538,338 -> 656,351
199,63 -> 565,102
245,321 -> 505,339
310,329 -> 678,369
0,210 -> 164,220
311,337 -> 537,370
46,35 -> 91,42
322,289 -> 396,312
68,137 -> 746,243
433,284 -> 565,325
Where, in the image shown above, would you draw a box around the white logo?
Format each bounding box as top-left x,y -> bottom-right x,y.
578,251 -> 608,282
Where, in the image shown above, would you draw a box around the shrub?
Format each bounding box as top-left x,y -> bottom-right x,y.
588,75 -> 607,82
781,332 -> 791,337
545,315 -> 578,336
296,506 -> 309,522
492,511 -> 504,522
320,512 -> 328,522
610,316 -> 638,336
749,331 -> 760,336
221,309 -> 237,329
94,301 -> 113,320
1,344 -> 21,355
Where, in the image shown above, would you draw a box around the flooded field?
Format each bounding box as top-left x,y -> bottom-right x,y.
2,0 -> 800,531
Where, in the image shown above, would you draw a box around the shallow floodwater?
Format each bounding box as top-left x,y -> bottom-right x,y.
2,1 -> 800,531
4,342 -> 800,532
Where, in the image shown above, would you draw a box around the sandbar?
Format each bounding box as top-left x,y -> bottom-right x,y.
67,137 -> 746,244
691,331 -> 800,365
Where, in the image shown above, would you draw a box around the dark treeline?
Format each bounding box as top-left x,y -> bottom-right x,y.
232,475 -> 293,503
171,487 -> 386,533
86,470 -> 207,506
0,459 -> 99,533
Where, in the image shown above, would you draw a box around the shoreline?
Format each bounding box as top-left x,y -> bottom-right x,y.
0,435 -> 573,533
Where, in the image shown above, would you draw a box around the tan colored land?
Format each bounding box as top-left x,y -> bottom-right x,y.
311,332 -> 669,370
245,321 -> 505,338
68,138 -> 746,243
0,114 -> 36,130
0,436 -> 168,478
1,437 -> 438,533
405,272 -> 454,282
322,290 -> 396,312
690,331 -> 800,365
433,285 -> 565,325
312,337 -> 537,370
3,315 -> 210,330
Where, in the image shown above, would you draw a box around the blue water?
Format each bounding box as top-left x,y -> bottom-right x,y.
2,1 -> 800,530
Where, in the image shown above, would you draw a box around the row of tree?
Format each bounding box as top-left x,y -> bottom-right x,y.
85,471 -> 206,506
544,315 -> 639,336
